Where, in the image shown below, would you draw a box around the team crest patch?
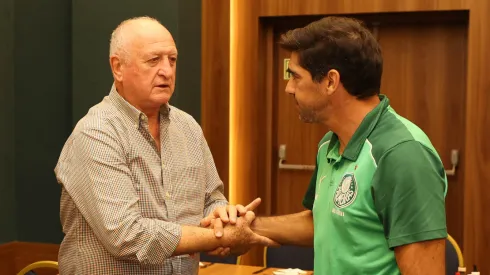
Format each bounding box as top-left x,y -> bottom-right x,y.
333,173 -> 358,208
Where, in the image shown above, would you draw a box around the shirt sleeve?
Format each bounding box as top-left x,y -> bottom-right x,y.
199,128 -> 228,217
302,159 -> 318,210
372,140 -> 448,249
54,125 -> 182,265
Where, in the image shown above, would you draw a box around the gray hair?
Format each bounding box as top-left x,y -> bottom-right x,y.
109,16 -> 161,63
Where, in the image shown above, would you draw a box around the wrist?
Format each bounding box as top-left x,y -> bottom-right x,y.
250,217 -> 261,233
219,229 -> 233,247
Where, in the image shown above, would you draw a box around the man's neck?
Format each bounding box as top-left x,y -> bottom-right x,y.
327,95 -> 380,154
146,112 -> 160,126
114,82 -> 162,125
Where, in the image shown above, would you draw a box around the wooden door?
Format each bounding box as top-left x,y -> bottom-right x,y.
272,30 -> 329,215
270,15 -> 467,247
376,20 -> 467,247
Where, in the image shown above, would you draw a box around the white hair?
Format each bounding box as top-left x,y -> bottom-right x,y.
109,16 -> 162,63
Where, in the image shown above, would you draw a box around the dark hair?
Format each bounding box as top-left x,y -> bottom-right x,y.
279,16 -> 383,99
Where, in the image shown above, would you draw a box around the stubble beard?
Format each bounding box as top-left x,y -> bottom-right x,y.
298,108 -> 319,123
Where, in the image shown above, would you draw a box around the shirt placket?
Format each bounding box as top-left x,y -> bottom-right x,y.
139,114 -> 180,274
159,117 -> 182,275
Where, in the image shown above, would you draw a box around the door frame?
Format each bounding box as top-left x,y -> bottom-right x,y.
202,0 -> 490,269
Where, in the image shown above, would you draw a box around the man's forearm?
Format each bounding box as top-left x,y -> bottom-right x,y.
172,226 -> 223,256
251,210 -> 314,246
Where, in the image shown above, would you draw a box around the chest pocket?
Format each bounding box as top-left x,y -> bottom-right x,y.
171,164 -> 205,202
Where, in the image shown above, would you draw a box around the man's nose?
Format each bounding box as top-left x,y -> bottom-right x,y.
285,80 -> 294,94
158,57 -> 174,78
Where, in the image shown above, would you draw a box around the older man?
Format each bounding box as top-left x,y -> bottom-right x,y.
54,17 -> 272,274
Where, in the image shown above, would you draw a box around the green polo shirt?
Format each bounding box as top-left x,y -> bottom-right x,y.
303,95 -> 447,274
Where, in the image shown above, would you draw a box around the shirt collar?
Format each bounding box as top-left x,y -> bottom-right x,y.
326,94 -> 390,162
108,84 -> 171,128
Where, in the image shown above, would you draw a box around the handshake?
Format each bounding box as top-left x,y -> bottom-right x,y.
199,198 -> 278,257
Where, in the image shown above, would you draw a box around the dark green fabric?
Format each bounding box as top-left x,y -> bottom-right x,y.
302,162 -> 317,210
372,140 -> 447,248
303,132 -> 333,210
301,94 -> 447,274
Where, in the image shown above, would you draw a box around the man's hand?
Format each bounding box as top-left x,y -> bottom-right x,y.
199,198 -> 263,257
200,197 -> 262,238
220,211 -> 279,255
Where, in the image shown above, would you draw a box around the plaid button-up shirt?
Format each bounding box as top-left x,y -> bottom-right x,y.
54,85 -> 228,274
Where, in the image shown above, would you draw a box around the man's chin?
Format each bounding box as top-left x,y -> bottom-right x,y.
152,91 -> 172,102
298,111 -> 317,123
299,116 -> 316,123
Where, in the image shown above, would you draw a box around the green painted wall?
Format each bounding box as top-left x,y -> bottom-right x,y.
13,0 -> 72,243
72,0 -> 202,124
0,0 -> 17,244
0,0 -> 201,244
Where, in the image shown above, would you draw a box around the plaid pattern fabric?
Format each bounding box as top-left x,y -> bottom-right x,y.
54,85 -> 228,274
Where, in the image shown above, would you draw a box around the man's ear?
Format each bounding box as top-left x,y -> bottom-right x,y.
110,56 -> 124,82
324,69 -> 340,95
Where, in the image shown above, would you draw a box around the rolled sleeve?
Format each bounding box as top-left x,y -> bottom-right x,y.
55,125 -> 182,265
204,200 -> 229,217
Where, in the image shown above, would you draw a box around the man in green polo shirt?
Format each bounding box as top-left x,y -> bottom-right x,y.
203,16 -> 447,274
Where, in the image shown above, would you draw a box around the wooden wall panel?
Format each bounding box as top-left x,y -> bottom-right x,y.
259,0 -> 467,16
229,0 -> 265,265
228,0 -> 261,205
0,242 -> 16,275
0,242 -> 59,275
256,24 -> 275,217
201,0 -> 230,197
464,0 -> 490,273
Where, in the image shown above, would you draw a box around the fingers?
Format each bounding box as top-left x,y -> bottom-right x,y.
215,207 -> 230,224
254,234 -> 280,247
228,204 -> 237,224
200,215 -> 213,228
244,210 -> 256,223
207,247 -> 224,256
220,247 -> 231,257
207,247 -> 231,257
236,204 -> 247,216
214,218 -> 224,237
245,197 -> 262,211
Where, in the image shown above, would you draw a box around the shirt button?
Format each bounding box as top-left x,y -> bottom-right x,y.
166,192 -> 170,198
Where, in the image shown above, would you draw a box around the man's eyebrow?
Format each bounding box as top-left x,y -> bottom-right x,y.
146,50 -> 178,57
286,67 -> 297,75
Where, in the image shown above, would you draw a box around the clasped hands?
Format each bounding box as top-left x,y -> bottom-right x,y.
200,198 -> 277,257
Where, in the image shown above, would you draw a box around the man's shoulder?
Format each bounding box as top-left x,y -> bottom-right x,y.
169,105 -> 197,122
169,105 -> 202,132
368,107 -> 439,163
367,108 -> 444,177
72,99 -> 125,138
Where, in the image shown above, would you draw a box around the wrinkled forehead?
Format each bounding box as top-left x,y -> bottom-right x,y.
128,23 -> 178,56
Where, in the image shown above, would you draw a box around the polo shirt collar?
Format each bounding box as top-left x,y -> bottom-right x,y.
108,84 -> 171,129
326,94 -> 389,162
